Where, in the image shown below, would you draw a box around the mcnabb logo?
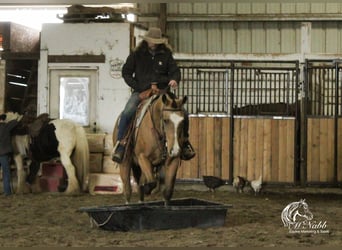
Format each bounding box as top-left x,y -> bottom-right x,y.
281,199 -> 329,234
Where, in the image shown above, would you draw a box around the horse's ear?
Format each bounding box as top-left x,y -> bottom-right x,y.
162,94 -> 168,104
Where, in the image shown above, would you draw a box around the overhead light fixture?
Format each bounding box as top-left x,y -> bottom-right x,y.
126,13 -> 136,22
7,73 -> 26,79
9,81 -> 27,87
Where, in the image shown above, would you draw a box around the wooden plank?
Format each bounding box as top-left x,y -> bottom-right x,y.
206,117 -> 215,176
338,119 -> 342,182
271,119 -> 279,182
214,117 -> 222,177
307,118 -> 313,182
319,119 -> 328,182
233,118 -> 241,176
311,118 -> 320,182
255,119 -> 264,181
327,118 -> 334,182
286,119 -> 295,182
0,52 -> 40,60
198,117 -> 207,176
263,119 -> 272,182
278,120 -> 287,182
239,118 -> 248,178
159,3 -> 167,34
247,118 -> 256,180
190,117 -> 200,178
48,54 -> 105,63
221,117 -> 230,179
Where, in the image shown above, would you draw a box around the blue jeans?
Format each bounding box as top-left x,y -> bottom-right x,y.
0,155 -> 12,195
117,92 -> 141,141
116,92 -> 190,141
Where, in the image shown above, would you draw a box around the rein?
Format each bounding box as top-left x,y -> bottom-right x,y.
150,97 -> 185,161
149,101 -> 167,160
134,93 -> 185,163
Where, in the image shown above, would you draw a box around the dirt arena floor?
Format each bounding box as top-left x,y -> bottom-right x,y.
0,184 -> 341,247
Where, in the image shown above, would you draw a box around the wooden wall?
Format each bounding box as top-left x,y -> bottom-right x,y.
233,117 -> 295,183
307,118 -> 342,183
177,116 -> 230,180
177,116 -> 296,183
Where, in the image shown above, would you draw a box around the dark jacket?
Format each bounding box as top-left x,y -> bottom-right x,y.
122,42 -> 181,93
0,120 -> 18,155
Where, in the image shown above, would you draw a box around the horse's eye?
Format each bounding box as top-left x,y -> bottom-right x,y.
163,119 -> 169,124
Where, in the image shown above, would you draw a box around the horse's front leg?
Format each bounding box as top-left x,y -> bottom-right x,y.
119,158 -> 132,204
163,158 -> 181,205
26,160 -> 42,193
60,153 -> 80,194
13,153 -> 25,194
136,154 -> 157,196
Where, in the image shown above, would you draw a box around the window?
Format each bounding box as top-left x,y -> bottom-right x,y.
49,68 -> 97,127
59,77 -> 90,125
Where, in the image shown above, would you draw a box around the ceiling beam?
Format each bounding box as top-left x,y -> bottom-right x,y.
0,0 -> 340,6
0,1 -> 125,5
140,13 -> 342,23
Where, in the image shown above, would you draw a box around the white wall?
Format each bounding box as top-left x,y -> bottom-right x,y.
38,22 -> 132,133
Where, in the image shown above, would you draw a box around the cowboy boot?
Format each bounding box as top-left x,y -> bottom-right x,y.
181,139 -> 196,160
112,141 -> 126,163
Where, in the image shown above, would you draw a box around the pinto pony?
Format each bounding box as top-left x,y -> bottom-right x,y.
113,93 -> 187,205
6,112 -> 89,194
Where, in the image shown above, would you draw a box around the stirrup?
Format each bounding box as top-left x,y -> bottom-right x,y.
111,142 -> 125,163
181,141 -> 196,161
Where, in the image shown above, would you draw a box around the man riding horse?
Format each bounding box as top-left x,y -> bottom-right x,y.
112,27 -> 195,163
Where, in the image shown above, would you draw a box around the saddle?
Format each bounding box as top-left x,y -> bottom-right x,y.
11,113 -> 52,137
27,113 -> 52,138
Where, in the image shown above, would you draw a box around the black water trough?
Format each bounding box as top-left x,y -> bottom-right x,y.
79,198 -> 232,231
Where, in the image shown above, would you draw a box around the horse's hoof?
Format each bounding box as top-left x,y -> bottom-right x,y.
143,182 -> 157,195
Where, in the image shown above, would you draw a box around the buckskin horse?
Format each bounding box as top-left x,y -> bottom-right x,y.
112,92 -> 187,205
6,112 -> 89,194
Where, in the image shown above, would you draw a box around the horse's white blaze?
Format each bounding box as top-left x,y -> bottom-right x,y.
169,113 -> 183,157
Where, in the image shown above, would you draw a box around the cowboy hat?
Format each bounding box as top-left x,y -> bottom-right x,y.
140,27 -> 166,44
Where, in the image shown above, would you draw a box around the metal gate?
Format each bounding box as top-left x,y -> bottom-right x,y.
176,58 -> 342,186
176,60 -> 301,184
303,59 -> 342,186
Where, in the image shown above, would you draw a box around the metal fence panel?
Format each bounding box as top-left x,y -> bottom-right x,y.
177,60 -> 299,116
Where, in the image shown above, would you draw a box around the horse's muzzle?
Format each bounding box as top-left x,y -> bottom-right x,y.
169,147 -> 181,158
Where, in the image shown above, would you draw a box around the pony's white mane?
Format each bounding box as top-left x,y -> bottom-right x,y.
5,112 -> 22,122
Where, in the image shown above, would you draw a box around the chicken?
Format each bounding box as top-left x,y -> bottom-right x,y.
251,175 -> 263,195
232,176 -> 248,193
202,175 -> 228,192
